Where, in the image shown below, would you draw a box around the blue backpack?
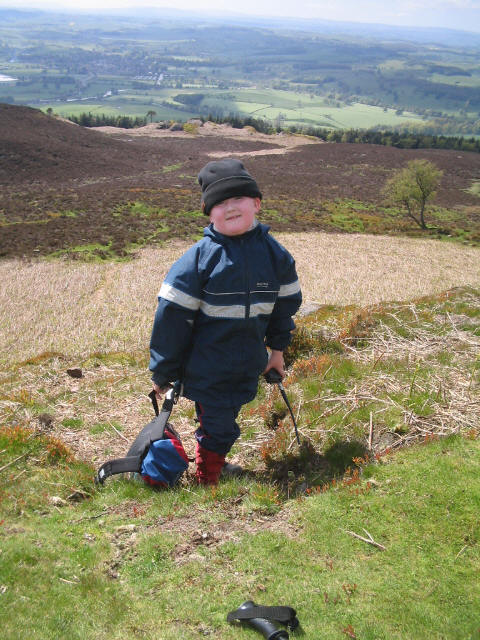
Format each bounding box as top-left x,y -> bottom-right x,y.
95,384 -> 189,488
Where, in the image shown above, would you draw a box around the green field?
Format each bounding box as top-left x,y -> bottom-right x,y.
207,90 -> 424,129
48,87 -> 424,130
45,98 -> 197,122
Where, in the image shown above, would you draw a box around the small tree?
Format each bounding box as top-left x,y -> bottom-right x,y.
146,110 -> 157,123
382,159 -> 443,229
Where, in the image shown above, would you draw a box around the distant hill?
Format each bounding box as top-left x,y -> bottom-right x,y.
0,103 -> 280,187
4,7 -> 479,47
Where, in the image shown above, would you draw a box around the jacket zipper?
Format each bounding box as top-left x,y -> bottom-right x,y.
241,238 -> 251,319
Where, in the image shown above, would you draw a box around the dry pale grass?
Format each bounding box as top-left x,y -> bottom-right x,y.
333,297 -> 480,448
277,232 -> 480,310
1,232 -> 479,366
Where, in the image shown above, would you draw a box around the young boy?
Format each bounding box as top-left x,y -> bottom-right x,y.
149,158 -> 302,485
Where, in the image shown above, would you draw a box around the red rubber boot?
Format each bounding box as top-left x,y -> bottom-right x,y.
195,444 -> 225,486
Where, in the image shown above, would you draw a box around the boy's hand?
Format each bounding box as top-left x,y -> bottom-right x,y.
264,349 -> 285,378
152,382 -> 172,398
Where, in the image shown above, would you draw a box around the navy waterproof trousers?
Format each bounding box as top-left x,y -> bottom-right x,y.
194,403 -> 241,456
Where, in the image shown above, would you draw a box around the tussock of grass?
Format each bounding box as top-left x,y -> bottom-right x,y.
243,286 -> 479,494
0,425 -> 94,517
467,180 -> 480,197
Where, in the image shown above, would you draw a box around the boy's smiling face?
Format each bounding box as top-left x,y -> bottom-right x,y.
209,196 -> 261,236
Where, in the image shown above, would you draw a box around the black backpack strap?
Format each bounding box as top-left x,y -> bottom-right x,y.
126,386 -> 180,459
149,380 -> 182,416
95,455 -> 142,485
227,605 -> 298,630
95,383 -> 184,485
148,389 -> 160,416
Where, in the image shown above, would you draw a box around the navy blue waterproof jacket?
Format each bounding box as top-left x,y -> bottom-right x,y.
149,222 -> 302,408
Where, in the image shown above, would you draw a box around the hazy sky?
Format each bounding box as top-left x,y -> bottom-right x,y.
2,0 -> 480,33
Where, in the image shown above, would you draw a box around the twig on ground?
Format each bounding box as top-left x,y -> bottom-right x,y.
343,528 -> 386,551
59,576 -> 80,585
371,349 -> 387,370
110,424 -> 129,442
12,469 -> 27,482
455,545 -> 468,559
70,510 -> 108,524
0,452 -> 29,473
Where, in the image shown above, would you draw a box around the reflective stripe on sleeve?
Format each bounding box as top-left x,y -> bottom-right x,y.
159,282 -> 201,311
278,279 -> 301,297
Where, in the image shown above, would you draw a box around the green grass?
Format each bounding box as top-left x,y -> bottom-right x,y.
195,89 -> 424,130
48,242 -> 119,262
298,435 -> 480,639
302,198 -> 480,245
89,421 -> 123,436
61,417 -> 84,429
121,201 -> 170,219
1,287 -> 479,637
1,424 -> 479,639
467,181 -> 480,198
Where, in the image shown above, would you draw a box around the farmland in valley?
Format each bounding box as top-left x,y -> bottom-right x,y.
1,7 -> 479,135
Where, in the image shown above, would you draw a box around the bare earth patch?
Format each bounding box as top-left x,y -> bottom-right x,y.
96,120 -> 321,157
162,501 -> 300,564
101,500 -> 300,575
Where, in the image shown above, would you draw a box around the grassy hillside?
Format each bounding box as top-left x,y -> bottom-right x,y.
1,278 -> 479,639
0,422 -> 480,640
1,104 -> 479,636
1,225 -> 479,639
1,426 -> 479,639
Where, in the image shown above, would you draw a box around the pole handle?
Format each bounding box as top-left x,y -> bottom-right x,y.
264,368 -> 283,384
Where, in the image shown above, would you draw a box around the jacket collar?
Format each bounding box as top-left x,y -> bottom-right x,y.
204,221 -> 270,243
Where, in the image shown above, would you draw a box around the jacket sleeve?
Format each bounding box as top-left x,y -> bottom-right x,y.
265,251 -> 302,352
149,246 -> 203,386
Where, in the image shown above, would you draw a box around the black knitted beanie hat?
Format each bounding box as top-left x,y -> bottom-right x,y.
198,158 -> 262,215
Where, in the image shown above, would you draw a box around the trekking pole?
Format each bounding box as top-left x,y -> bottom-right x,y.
263,368 -> 300,445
